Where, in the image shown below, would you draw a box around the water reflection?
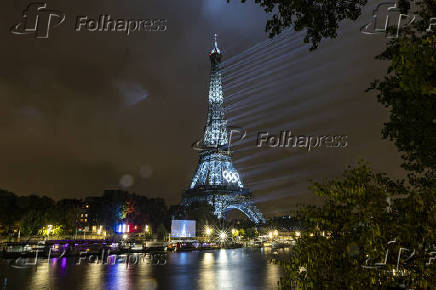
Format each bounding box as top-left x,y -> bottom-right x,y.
199,252 -> 216,289
198,249 -> 281,289
136,257 -> 158,290
0,248 -> 282,290
106,262 -> 132,290
85,262 -> 103,290
217,251 -> 232,289
29,260 -> 51,289
203,252 -> 215,266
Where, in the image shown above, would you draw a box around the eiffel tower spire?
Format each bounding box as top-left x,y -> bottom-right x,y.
183,35 -> 265,224
204,34 -> 227,148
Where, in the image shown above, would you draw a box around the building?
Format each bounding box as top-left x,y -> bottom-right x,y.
78,202 -> 90,231
183,35 -> 265,224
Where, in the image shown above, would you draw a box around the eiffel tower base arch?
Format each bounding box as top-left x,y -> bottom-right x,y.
183,188 -> 265,224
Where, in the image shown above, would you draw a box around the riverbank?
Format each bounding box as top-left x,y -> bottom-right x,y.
2,238 -> 289,260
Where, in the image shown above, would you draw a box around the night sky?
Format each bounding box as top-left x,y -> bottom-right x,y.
0,1 -> 405,216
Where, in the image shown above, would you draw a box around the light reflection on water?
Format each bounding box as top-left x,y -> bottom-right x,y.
29,258 -> 51,289
84,262 -> 103,290
199,252 -> 216,289
0,248 -> 283,290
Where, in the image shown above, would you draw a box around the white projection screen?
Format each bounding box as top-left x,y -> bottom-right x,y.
171,220 -> 196,238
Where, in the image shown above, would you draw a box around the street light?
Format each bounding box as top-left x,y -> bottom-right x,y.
219,231 -> 227,242
204,226 -> 213,237
47,225 -> 53,240
97,225 -> 102,235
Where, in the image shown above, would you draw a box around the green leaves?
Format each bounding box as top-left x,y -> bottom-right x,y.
368,1 -> 436,174
230,0 -> 368,50
278,164 -> 435,289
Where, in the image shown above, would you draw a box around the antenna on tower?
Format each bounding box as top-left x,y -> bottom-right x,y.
211,33 -> 221,54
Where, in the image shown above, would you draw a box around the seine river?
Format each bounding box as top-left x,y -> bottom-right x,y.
0,248 -> 284,289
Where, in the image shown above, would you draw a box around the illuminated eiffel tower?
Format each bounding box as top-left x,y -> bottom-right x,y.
183,35 -> 265,224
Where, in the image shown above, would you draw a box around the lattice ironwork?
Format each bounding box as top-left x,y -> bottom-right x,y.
183,35 -> 265,224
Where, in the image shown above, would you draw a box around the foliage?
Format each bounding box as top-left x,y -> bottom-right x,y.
244,227 -> 259,239
86,190 -> 170,234
11,194 -> 56,236
231,0 -> 368,50
20,210 -> 50,236
156,223 -> 168,240
0,188 -> 170,238
368,3 -> 436,173
246,0 -> 436,287
38,225 -> 63,237
53,199 -> 83,233
278,163 -> 435,289
235,0 -> 435,171
0,189 -> 20,231
184,201 -> 219,234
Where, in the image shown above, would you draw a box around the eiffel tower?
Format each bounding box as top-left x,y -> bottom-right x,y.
182,35 -> 265,224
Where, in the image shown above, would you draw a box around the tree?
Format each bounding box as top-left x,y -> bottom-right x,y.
54,199 -> 83,234
20,210 -> 50,237
230,0 -> 368,50
185,201 -> 219,234
0,190 -> 19,234
277,163 -> 435,289
244,227 -> 258,239
242,1 -> 436,287
368,0 -> 436,174
235,0 -> 435,172
156,224 -> 168,241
